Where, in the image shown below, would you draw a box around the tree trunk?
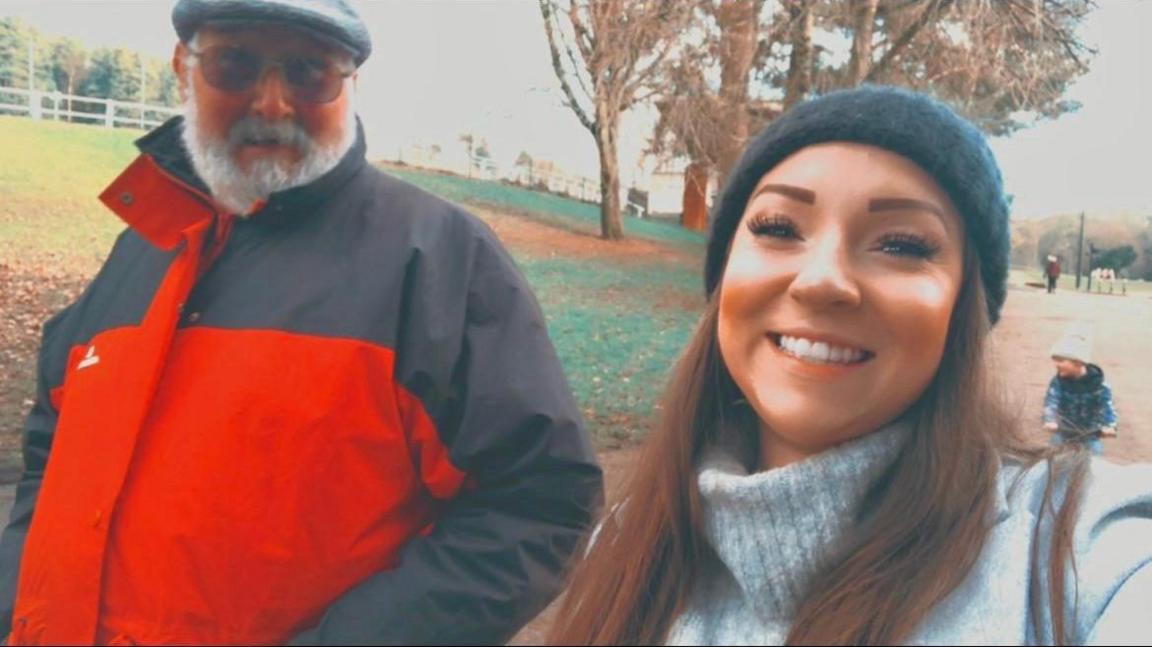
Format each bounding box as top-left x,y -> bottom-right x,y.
848,0 -> 879,85
715,0 -> 760,184
594,103 -> 623,240
681,161 -> 711,232
783,0 -> 813,110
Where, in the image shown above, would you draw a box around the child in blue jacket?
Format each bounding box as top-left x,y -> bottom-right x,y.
1043,326 -> 1118,455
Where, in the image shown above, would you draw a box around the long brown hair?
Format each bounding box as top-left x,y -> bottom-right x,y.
549,251 -> 1089,645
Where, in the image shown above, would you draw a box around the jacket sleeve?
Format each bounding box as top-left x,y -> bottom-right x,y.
1096,382 -> 1118,432
289,221 -> 604,645
0,304 -> 76,638
1042,378 -> 1061,426
1071,462 -> 1152,645
1087,563 -> 1152,645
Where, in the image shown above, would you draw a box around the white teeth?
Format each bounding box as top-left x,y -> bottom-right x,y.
794,338 -> 812,357
777,334 -> 868,365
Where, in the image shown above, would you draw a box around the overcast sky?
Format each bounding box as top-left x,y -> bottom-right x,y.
3,0 -> 1149,219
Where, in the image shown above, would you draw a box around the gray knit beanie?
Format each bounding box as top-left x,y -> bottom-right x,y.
1050,323 -> 1094,365
704,85 -> 1011,325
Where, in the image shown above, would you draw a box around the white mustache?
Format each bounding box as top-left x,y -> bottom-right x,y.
228,117 -> 314,153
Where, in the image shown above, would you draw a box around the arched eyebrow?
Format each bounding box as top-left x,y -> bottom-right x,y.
750,183 -> 815,204
750,186 -> 951,228
868,197 -> 946,219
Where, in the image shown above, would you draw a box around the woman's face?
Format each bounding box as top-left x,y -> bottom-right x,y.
717,143 -> 966,468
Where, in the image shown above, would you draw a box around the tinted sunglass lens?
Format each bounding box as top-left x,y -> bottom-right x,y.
284,58 -> 341,103
205,47 -> 261,92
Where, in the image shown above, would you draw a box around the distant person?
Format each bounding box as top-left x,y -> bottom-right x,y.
1043,326 -> 1118,455
1044,254 -> 1061,293
1120,267 -> 1129,295
0,1 -> 602,644
1104,267 -> 1115,294
550,86 -> 1152,646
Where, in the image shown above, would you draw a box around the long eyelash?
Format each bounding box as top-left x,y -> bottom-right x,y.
880,232 -> 941,258
746,213 -> 799,238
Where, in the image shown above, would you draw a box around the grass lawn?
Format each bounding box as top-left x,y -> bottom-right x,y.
0,116 -> 704,457
384,164 -> 706,249
0,116 -> 137,269
515,256 -> 702,443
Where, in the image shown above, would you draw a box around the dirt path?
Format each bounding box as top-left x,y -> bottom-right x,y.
995,284 -> 1152,463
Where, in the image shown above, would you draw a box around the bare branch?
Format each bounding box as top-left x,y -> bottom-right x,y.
866,0 -> 948,82
620,33 -> 681,111
568,1 -> 596,68
560,11 -> 596,103
539,0 -> 596,133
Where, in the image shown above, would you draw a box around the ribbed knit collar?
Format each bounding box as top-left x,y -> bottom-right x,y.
696,421 -> 912,621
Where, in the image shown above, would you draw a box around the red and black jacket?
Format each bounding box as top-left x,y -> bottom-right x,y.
0,118 -> 602,645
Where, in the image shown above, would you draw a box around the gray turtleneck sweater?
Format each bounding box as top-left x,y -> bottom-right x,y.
667,424 -> 1152,645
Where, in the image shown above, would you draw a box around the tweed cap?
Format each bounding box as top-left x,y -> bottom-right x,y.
173,0 -> 372,66
704,85 -> 1011,325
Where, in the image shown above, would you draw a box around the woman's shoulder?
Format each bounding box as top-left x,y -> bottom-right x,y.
1000,456 -> 1152,524
999,456 -> 1152,643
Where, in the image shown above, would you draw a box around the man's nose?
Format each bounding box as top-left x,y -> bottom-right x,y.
250,67 -> 295,121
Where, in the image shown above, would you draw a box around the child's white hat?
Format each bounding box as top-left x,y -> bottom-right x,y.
1050,322 -> 1093,364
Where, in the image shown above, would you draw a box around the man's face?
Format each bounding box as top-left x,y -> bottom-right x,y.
173,24 -> 357,213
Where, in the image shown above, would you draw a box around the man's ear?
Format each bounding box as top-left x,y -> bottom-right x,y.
173,42 -> 189,103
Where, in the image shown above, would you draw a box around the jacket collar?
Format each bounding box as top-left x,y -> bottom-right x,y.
100,114 -> 368,249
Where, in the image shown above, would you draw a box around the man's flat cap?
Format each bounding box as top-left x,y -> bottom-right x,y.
173,0 -> 372,66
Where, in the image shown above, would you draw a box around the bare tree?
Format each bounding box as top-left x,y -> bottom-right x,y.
649,0 -> 775,230
458,133 -> 474,178
714,0 -> 765,179
782,0 -> 814,109
654,0 -> 1095,230
539,0 -> 690,240
847,0 -> 880,85
810,0 -> 1097,135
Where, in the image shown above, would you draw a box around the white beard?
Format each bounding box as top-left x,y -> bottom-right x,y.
180,77 -> 357,216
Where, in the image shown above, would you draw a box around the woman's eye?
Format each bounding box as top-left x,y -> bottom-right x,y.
878,234 -> 939,259
747,215 -> 801,240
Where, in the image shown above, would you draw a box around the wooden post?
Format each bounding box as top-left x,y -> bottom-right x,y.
104,99 -> 115,128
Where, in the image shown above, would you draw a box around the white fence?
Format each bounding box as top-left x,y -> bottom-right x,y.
399,143 -> 603,203
0,86 -> 180,130
514,165 -> 601,203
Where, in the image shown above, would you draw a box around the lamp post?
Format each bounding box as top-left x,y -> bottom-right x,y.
1086,241 -> 1097,292
1074,211 -> 1085,289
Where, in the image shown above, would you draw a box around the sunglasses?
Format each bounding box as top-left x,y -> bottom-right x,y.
189,45 -> 354,104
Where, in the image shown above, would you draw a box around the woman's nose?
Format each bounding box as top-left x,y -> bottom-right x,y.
787,235 -> 862,309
